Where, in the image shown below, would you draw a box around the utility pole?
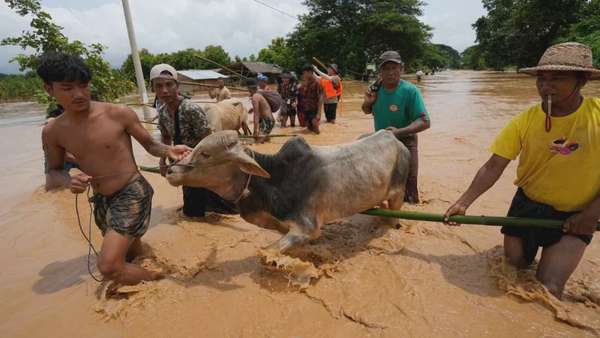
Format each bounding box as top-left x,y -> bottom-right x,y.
121,0 -> 150,120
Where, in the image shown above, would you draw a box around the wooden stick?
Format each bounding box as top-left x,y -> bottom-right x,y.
312,56 -> 328,70
192,53 -> 249,80
178,80 -> 247,92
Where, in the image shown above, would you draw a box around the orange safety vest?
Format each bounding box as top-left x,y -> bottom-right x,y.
320,78 -> 338,100
336,79 -> 343,97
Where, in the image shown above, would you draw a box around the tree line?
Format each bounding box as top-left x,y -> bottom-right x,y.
463,0 -> 600,70
10,0 -> 593,102
256,0 -> 461,75
1,0 -> 462,103
1,0 -> 135,106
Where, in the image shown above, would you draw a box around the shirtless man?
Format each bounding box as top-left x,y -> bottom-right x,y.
40,52 -> 190,285
209,78 -> 231,102
246,78 -> 276,139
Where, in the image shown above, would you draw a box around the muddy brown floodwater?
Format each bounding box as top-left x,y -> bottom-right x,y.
1,71 -> 599,337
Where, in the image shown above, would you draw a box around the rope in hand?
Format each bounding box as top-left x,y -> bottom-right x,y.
75,185 -> 103,282
73,171 -> 140,283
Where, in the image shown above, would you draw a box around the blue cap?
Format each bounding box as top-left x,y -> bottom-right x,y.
257,73 -> 268,81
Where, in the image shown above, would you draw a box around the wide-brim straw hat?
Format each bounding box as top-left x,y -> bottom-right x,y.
519,42 -> 600,79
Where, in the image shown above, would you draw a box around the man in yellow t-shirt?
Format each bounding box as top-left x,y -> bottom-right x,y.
444,42 -> 600,299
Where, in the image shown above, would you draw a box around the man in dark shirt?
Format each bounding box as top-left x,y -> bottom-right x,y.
297,65 -> 323,134
277,71 -> 298,127
152,63 -> 236,217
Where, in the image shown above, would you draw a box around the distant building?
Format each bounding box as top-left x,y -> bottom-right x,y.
222,62 -> 283,81
176,69 -> 229,94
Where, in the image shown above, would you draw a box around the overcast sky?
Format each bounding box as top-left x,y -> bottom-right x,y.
0,0 -> 486,74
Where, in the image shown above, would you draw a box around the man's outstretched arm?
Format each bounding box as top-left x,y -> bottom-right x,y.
121,107 -> 190,161
444,154 -> 511,224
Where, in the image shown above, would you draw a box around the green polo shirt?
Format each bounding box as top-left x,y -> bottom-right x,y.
373,80 -> 429,131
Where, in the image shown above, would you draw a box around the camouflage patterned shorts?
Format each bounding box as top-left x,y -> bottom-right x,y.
259,117 -> 275,135
91,174 -> 154,238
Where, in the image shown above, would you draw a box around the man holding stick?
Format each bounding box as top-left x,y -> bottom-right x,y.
444,43 -> 600,298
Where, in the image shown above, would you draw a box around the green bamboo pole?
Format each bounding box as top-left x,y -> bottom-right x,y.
362,208 -> 600,231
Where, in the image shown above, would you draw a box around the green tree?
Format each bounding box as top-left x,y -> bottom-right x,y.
0,72 -> 42,101
1,0 -> 134,103
433,44 -> 461,69
202,45 -> 231,68
558,0 -> 600,67
414,44 -> 461,71
415,44 -> 445,71
461,45 -> 487,70
120,45 -> 232,82
257,37 -> 295,70
120,48 -> 157,83
167,48 -> 205,70
473,0 -> 587,70
286,0 -> 431,76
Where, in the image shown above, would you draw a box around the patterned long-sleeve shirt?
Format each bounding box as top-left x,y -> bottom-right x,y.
278,81 -> 298,105
298,78 -> 322,113
157,98 -> 211,148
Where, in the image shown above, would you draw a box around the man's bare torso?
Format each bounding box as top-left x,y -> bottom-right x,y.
47,102 -> 139,196
253,93 -> 273,118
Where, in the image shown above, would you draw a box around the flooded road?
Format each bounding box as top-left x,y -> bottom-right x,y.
1,71 -> 599,337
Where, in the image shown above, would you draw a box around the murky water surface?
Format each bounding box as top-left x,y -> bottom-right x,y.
1,71 -> 599,337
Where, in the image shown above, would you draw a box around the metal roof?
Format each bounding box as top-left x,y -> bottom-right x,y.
177,69 -> 229,80
226,62 -> 283,75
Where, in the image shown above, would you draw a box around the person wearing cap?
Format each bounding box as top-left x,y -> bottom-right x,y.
444,42 -> 600,298
313,64 -> 342,123
277,71 -> 299,128
257,73 -> 269,91
362,50 -> 431,203
151,63 -> 237,218
297,64 -> 323,134
246,78 -> 277,139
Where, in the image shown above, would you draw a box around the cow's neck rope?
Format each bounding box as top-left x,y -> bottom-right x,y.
234,150 -> 254,204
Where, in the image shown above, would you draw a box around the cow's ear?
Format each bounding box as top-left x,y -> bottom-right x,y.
235,151 -> 271,178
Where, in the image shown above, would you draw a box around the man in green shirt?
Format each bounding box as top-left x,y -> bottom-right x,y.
362,50 -> 431,203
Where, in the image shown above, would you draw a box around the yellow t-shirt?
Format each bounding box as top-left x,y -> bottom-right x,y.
490,97 -> 600,212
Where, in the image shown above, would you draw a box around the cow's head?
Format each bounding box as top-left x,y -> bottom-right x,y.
166,131 -> 270,199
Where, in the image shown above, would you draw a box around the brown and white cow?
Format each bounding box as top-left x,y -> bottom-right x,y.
166,130 -> 410,253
